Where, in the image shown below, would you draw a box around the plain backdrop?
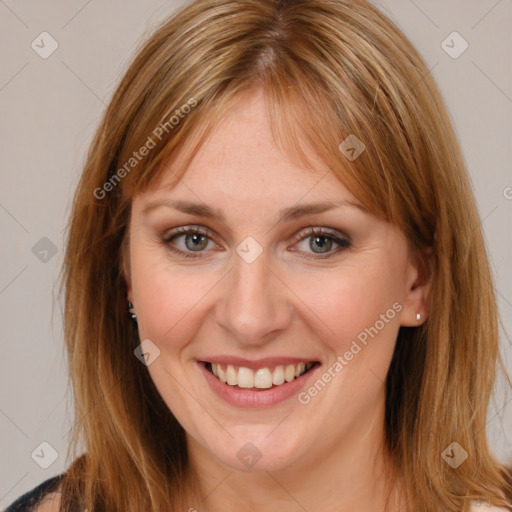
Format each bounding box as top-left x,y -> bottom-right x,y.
1,0 -> 511,507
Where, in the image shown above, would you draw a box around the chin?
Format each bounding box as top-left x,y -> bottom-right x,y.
207,428 -> 308,473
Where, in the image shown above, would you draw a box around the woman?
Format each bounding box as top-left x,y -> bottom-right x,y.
6,0 -> 511,511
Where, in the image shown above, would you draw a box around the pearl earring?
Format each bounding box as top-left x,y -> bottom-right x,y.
416,313 -> 421,322
128,301 -> 137,322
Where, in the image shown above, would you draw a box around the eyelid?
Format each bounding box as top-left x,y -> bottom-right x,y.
162,224 -> 217,242
289,225 -> 351,245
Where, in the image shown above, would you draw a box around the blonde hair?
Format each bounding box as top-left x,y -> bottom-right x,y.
60,0 -> 512,510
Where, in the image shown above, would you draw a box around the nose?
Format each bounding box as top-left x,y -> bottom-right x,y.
215,247 -> 292,346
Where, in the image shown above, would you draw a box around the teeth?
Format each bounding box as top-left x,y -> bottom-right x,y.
284,365 -> 295,382
254,368 -> 273,389
272,365 -> 285,385
208,361 -> 314,389
295,362 -> 305,377
226,364 -> 238,385
237,367 -> 254,388
217,365 -> 227,383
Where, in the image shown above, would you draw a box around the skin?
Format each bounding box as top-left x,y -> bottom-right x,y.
124,88 -> 430,512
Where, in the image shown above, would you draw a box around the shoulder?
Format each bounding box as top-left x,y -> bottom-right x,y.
4,474 -> 63,512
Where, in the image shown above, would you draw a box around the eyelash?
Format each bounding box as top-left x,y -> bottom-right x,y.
161,225 -> 351,260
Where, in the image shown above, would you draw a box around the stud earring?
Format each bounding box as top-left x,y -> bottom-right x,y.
416,313 -> 421,322
128,301 -> 137,322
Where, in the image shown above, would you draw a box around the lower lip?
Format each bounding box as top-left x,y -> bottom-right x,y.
197,361 -> 320,408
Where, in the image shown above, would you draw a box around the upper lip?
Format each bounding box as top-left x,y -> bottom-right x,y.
199,356 -> 319,370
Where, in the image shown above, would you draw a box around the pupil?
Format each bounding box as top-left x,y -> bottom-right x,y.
311,236 -> 331,253
186,233 -> 207,251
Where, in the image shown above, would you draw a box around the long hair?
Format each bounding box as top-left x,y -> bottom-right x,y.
59,0 -> 512,510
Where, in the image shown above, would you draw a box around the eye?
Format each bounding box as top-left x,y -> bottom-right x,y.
162,226 -> 219,258
290,226 -> 351,259
161,225 -> 351,260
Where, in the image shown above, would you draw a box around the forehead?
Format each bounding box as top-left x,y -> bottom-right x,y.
135,89 -> 357,210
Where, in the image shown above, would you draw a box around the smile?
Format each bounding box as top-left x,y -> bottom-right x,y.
197,356 -> 321,407
206,361 -> 316,389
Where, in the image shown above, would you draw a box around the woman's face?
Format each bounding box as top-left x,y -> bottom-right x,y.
125,89 -> 427,474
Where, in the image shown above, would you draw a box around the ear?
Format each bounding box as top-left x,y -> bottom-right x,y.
119,232 -> 134,304
400,246 -> 433,327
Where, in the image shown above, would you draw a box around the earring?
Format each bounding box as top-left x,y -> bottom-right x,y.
128,301 -> 137,322
416,313 -> 421,322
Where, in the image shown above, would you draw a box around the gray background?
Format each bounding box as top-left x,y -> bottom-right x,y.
1,0 -> 511,507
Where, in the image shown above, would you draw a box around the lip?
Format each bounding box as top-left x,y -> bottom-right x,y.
197,360 -> 321,408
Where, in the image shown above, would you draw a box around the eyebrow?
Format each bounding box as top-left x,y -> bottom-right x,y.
141,199 -> 364,223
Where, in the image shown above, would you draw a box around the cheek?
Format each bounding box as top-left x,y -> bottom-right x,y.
290,256 -> 406,357
130,246 -> 221,349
